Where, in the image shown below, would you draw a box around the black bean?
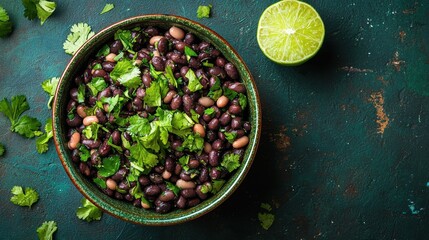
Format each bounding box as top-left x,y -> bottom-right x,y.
133,199 -> 142,208
84,68 -> 92,83
93,69 -> 107,78
82,139 -> 101,149
154,165 -> 165,174
165,157 -> 175,172
180,171 -> 192,181
197,52 -> 211,62
111,130 -> 121,145
203,113 -> 213,123
224,63 -> 239,80
175,196 -> 187,209
209,150 -> 220,167
184,33 -> 195,45
171,53 -> 187,65
98,140 -> 111,157
79,162 -> 91,176
174,164 -> 182,175
67,99 -> 77,112
206,130 -> 216,143
113,88 -> 123,96
175,41 -> 187,52
144,185 -> 161,196
188,57 -> 201,69
71,149 -> 80,163
74,76 -> 83,85
181,189 -> 196,198
171,139 -> 182,151
180,66 -> 189,79
188,159 -> 200,169
219,112 -> 232,126
212,139 -> 224,151
196,185 -> 208,200
145,26 -> 159,36
152,56 -> 165,71
228,82 -> 246,93
243,121 -> 251,132
210,49 -> 221,58
136,88 -> 146,100
208,118 -> 220,130
88,96 -> 97,106
182,94 -> 194,111
149,173 -> 163,184
187,198 -> 201,207
98,87 -> 112,100
209,168 -> 221,179
66,114 -> 82,127
96,109 -> 107,124
102,61 -> 116,72
110,40 -> 123,54
132,97 -> 143,111
157,37 -> 169,55
139,175 -> 151,186
125,194 -> 134,202
231,117 -> 242,130
141,72 -> 151,88
118,181 -> 130,192
111,168 -> 128,181
90,150 -> 101,166
228,105 -> 242,115
155,201 -> 172,213
199,168 -> 209,183
159,190 -> 175,202
103,188 -> 114,196
69,88 -> 79,102
208,66 -> 226,79
114,192 -> 124,200
198,42 -> 211,51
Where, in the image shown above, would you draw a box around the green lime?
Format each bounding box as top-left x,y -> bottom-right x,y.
257,0 -> 325,66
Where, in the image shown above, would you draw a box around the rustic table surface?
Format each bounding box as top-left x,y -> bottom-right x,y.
0,0 -> 428,239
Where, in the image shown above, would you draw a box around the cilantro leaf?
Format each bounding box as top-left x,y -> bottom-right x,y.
129,182 -> 144,199
79,145 -> 91,162
12,115 -> 42,138
197,4 -> 212,19
10,186 -> 39,207
221,153 -> 241,172
186,69 -> 203,92
97,155 -> 120,177
100,3 -> 114,14
144,80 -> 162,107
36,118 -> 53,154
114,29 -> 135,51
82,123 -> 100,140
41,77 -> 59,109
207,77 -> 222,101
239,93 -> 247,110
127,115 -> 151,136
181,133 -> 204,152
184,46 -> 198,57
110,59 -> 142,89
76,198 -> 103,222
129,141 -> 159,172
63,23 -> 95,55
165,65 -> 178,88
223,87 -> 238,101
96,44 -> 110,57
22,0 -> 56,25
93,178 -> 106,189
178,155 -> 190,171
258,213 -> 275,230
0,6 -> 13,38
0,95 -> 29,124
204,107 -> 215,117
166,181 -> 180,196
36,221 -> 57,240
77,84 -> 86,103
224,132 -> 237,143
211,179 -> 225,194
171,112 -> 194,130
87,77 -> 107,96
0,143 -> 5,156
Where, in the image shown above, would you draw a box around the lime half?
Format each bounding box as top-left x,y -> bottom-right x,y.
257,0 -> 325,66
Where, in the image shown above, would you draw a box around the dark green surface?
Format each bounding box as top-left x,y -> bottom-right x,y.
0,0 -> 428,239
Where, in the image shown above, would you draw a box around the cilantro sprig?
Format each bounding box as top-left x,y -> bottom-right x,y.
22,0 -> 56,25
36,118 -> 53,153
76,198 -> 103,222
100,3 -> 114,15
10,186 -> 39,207
41,77 -> 59,109
63,23 -> 95,55
0,143 -> 5,156
0,6 -> 13,37
36,221 -> 57,240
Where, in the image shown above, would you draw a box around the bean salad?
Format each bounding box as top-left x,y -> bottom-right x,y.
65,25 -> 251,213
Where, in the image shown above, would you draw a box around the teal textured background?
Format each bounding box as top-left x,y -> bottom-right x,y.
1,0 -> 428,239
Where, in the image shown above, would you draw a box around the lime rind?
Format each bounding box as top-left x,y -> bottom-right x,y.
257,0 -> 325,66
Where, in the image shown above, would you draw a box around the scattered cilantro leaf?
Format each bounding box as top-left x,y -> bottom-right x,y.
186,69 -> 203,92
22,0 -> 56,25
110,59 -> 141,89
190,109 -> 200,123
127,115 -> 151,136
0,6 -> 13,38
12,115 -> 42,138
10,186 -> 39,207
211,179 -> 225,194
202,60 -> 214,67
129,182 -> 144,199
77,84 -> 86,103
260,203 -> 272,212
100,3 -> 114,14
82,123 -> 100,140
36,221 -> 57,240
63,23 -> 95,55
258,212 -> 275,230
207,77 -> 222,101
79,145 -> 90,162
197,4 -> 212,19
184,46 -> 197,57
76,198 -> 103,222
181,133 -> 204,152
36,118 -> 53,153
166,181 -> 180,196
41,77 -> 59,109
224,132 -> 237,143
87,77 -> 107,96
129,141 -> 159,173
178,155 -> 190,171
204,107 -> 215,117
96,44 -> 110,57
0,143 -> 4,156
165,65 -> 178,88
221,153 -> 241,172
238,93 -> 247,110
144,80 -> 162,107
223,87 -> 238,101
97,155 -> 120,177
93,178 -> 106,189
171,112 -> 194,130
114,29 -> 135,51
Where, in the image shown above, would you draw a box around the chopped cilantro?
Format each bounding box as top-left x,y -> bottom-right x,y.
224,132 -> 237,143
77,84 -> 86,103
166,181 -> 180,196
87,77 -> 108,96
96,44 -> 110,57
82,123 -> 100,140
22,0 -> 56,25
171,112 -> 194,130
207,77 -> 222,101
129,182 -> 144,199
76,198 -> 103,222
36,118 -> 53,154
114,29 -> 135,51
202,61 -> 214,67
0,143 -> 5,156
100,3 -> 115,15
197,4 -> 212,19
181,133 -> 204,152
0,6 -> 13,37
190,109 -> 200,123
129,140 -> 159,173
200,184 -> 212,194
258,212 -> 275,230
92,63 -> 102,70
238,93 -> 247,110
185,69 -> 203,92
93,178 -> 106,189
223,87 -> 238,101
63,23 -> 95,55
10,186 -> 39,207
110,59 -> 142,89
36,221 -> 57,240
204,107 -> 216,117
178,155 -> 190,171
211,179 -> 225,194
184,46 -> 198,57
79,145 -> 90,162
221,153 -> 241,172
41,77 -> 59,109
144,80 -> 162,107
127,115 -> 150,136
97,155 -> 120,177
165,65 -> 178,88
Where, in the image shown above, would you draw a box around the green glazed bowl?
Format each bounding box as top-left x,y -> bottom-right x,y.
53,14 -> 261,225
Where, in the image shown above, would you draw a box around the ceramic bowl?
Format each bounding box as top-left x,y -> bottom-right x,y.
52,14 -> 261,225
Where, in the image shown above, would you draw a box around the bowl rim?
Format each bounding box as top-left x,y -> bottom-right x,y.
53,14 -> 262,225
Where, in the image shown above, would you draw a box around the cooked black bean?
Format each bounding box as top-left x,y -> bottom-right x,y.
66,25 -> 251,214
